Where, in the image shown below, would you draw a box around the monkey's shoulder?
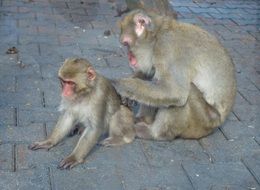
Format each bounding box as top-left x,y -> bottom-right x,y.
156,21 -> 217,47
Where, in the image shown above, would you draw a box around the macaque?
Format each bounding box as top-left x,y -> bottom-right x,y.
29,58 -> 135,169
113,10 -> 237,140
116,0 -> 177,19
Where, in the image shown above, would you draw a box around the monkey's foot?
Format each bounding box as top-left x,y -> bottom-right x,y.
100,137 -> 132,147
28,140 -> 54,151
135,116 -> 154,125
134,122 -> 153,140
58,155 -> 84,170
135,116 -> 148,124
135,117 -> 143,123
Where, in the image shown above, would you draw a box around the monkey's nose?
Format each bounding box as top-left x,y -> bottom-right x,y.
123,41 -> 129,47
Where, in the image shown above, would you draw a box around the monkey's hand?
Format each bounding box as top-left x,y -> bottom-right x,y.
112,76 -> 188,107
58,154 -> 84,170
28,139 -> 55,151
121,96 -> 137,107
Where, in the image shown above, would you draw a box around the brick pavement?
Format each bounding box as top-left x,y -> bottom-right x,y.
0,0 -> 259,189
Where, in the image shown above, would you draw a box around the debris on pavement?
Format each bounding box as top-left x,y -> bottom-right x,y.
6,47 -> 18,54
104,30 -> 111,37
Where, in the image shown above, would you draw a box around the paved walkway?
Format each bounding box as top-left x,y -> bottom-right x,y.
0,0 -> 259,189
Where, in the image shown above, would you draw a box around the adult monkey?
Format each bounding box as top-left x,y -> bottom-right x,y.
113,10 -> 237,140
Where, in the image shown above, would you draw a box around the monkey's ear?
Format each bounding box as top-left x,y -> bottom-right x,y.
64,58 -> 70,64
133,13 -> 153,36
87,67 -> 96,81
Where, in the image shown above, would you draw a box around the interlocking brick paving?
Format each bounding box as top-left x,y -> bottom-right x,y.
0,0 -> 259,189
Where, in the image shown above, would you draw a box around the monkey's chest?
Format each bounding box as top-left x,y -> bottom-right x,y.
71,104 -> 93,123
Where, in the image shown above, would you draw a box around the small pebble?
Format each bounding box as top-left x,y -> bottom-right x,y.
104,30 -> 111,37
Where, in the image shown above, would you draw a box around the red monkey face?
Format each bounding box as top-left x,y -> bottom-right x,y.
59,78 -> 76,98
58,58 -> 97,100
119,10 -> 154,72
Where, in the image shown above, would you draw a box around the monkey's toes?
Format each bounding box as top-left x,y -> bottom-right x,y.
100,137 -> 127,147
134,123 -> 153,139
99,138 -> 113,147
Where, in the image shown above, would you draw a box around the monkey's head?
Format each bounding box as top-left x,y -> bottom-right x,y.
58,58 -> 96,100
119,9 -> 155,47
119,10 -> 156,72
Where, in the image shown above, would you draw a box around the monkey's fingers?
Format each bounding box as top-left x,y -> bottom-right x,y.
121,97 -> 137,108
121,97 -> 128,106
28,143 -> 41,150
59,161 -> 79,170
28,141 -> 53,151
128,99 -> 137,107
58,160 -> 74,170
58,155 -> 83,170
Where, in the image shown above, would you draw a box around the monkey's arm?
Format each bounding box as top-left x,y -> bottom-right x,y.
132,67 -> 155,80
72,126 -> 102,158
113,77 -> 189,107
49,112 -> 76,144
59,121 -> 102,169
29,112 -> 75,150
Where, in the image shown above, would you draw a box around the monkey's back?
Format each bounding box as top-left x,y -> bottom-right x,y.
98,76 -> 122,126
160,20 -> 237,122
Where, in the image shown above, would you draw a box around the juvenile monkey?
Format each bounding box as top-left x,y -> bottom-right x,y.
29,58 -> 135,169
114,10 -> 237,140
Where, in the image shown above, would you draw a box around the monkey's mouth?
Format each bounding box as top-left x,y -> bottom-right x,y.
127,50 -> 137,67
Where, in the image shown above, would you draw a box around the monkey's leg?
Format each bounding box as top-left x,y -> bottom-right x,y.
179,84 -> 221,139
29,113 -> 75,150
59,126 -> 102,169
135,108 -> 182,141
101,106 -> 135,147
140,85 -> 221,140
134,121 -> 153,139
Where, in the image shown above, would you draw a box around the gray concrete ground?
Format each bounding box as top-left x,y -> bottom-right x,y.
0,0 -> 259,189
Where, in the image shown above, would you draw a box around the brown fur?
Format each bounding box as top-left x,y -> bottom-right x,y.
117,0 -> 178,19
29,58 -> 135,169
114,10 -> 236,140
125,0 -> 178,19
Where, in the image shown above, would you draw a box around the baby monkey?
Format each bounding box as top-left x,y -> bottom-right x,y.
29,58 -> 135,169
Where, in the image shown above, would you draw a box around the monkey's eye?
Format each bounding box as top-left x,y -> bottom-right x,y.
65,81 -> 75,85
59,78 -> 75,86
